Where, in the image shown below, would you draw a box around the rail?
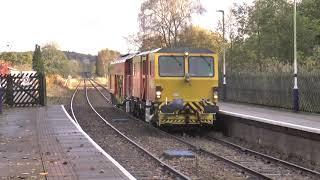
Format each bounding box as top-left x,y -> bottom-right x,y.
80,79 -> 191,180
91,78 -> 320,179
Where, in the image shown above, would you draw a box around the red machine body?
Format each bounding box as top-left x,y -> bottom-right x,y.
109,52 -> 156,102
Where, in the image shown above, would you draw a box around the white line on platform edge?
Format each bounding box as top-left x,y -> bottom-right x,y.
220,110 -> 320,134
61,105 -> 136,180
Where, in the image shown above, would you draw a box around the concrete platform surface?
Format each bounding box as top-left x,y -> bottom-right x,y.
0,105 -> 134,180
219,102 -> 320,134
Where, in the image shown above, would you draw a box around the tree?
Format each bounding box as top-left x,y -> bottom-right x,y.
138,0 -> 204,48
69,60 -> 81,76
178,25 -> 223,53
0,52 -> 18,64
41,44 -> 70,76
32,44 -> 44,73
17,52 -> 33,65
0,52 -> 33,66
0,60 -> 11,75
125,33 -> 164,52
96,49 -> 120,76
224,0 -> 320,72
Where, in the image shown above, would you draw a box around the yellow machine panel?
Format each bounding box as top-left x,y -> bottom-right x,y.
109,48 -> 219,127
152,52 -> 219,126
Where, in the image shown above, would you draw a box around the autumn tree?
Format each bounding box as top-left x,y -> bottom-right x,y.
41,44 -> 70,76
138,0 -> 204,49
96,49 -> 120,76
179,25 -> 223,53
0,60 -> 11,75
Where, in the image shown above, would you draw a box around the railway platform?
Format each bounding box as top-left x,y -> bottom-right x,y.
0,105 -> 134,179
219,102 -> 320,134
217,102 -> 320,168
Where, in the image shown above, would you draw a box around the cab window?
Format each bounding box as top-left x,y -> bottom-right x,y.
188,56 -> 214,77
159,56 -> 184,77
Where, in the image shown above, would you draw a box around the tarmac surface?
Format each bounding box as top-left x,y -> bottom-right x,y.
219,102 -> 320,134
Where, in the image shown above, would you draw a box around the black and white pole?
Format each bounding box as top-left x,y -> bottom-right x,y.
217,10 -> 227,101
293,0 -> 299,112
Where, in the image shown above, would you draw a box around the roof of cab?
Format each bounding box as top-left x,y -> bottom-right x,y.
110,47 -> 214,65
158,47 -> 214,54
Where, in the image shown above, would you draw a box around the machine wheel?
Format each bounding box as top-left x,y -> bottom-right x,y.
151,111 -> 159,127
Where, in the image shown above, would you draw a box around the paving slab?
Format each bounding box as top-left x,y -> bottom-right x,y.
0,105 -> 134,179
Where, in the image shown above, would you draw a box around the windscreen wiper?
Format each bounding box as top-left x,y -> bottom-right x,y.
199,56 -> 212,67
170,56 -> 183,67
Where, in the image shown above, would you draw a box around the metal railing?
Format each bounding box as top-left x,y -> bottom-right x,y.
220,71 -> 320,113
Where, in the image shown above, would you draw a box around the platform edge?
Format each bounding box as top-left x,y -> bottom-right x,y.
219,110 -> 320,134
61,105 -> 136,180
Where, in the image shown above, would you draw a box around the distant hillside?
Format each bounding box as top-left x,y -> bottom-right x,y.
64,51 -> 97,63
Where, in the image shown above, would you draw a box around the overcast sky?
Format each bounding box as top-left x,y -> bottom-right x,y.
0,0 -> 253,55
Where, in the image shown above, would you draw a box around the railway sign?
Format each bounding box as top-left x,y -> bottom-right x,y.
21,76 -> 31,86
0,72 -> 46,107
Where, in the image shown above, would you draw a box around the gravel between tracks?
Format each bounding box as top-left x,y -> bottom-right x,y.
71,85 -> 177,179
209,131 -> 320,173
179,135 -> 319,179
86,85 -> 253,180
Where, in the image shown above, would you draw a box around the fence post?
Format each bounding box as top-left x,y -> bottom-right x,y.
223,83 -> 227,101
6,75 -> 14,107
0,87 -> 3,114
0,76 -> 2,113
293,84 -> 299,112
39,73 -> 47,106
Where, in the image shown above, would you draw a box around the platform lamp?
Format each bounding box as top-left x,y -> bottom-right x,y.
293,0 -> 299,112
217,9 -> 227,101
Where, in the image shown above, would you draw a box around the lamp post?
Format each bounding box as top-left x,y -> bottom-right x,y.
217,10 -> 227,101
293,0 -> 299,112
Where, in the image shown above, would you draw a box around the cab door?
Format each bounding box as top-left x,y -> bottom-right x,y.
124,59 -> 132,97
141,55 -> 149,100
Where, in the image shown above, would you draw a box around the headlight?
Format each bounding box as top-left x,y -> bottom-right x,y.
156,91 -> 161,99
214,91 -> 218,99
155,86 -> 163,99
156,91 -> 161,96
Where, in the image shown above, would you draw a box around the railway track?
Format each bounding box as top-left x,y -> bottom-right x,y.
89,78 -> 320,180
205,135 -> 320,177
177,135 -> 320,180
70,80 -> 81,126
87,79 -> 262,179
70,79 -> 190,180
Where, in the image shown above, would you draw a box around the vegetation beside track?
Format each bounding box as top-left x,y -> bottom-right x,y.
46,75 -> 79,105
47,76 -> 108,105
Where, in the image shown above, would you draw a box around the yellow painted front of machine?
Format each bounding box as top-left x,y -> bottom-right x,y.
158,101 -> 216,125
154,52 -> 219,126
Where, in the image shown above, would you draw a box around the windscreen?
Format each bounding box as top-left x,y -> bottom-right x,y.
189,56 -> 214,77
159,56 -> 184,76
